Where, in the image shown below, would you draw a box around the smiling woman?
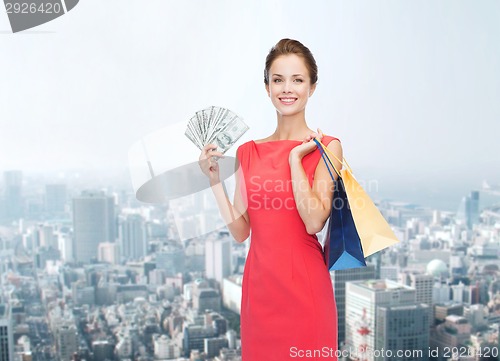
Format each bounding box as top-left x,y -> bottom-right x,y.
199,38 -> 342,360
264,40 -> 318,118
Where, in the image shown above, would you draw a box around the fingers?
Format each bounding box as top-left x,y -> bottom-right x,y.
198,156 -> 219,177
299,129 -> 325,151
199,156 -> 218,167
209,151 -> 225,159
198,144 -> 225,182
316,128 -> 324,143
302,129 -> 324,143
199,143 -> 225,160
203,143 -> 218,151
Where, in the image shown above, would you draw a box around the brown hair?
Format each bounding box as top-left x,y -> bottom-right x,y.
264,38 -> 318,85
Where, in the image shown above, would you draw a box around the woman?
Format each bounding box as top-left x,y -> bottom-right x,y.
199,38 -> 342,360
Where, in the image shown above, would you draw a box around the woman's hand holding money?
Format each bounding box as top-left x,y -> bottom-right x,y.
199,143 -> 225,185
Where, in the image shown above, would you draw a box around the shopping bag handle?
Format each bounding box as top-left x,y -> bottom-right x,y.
313,138 -> 353,174
314,138 -> 340,181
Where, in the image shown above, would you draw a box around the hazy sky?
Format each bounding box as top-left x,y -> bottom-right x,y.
1,1 -> 499,196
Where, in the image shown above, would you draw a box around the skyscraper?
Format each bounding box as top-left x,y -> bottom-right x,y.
377,304 -> 430,360
345,279 -> 430,361
119,214 -> 147,261
469,190 -> 480,227
72,190 -> 116,263
0,304 -> 14,361
56,323 -> 78,361
2,170 -> 23,221
332,265 -> 376,345
205,232 -> 231,285
398,270 -> 434,327
456,190 -> 480,229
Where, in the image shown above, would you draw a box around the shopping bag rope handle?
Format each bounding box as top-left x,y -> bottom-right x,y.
314,138 -> 340,181
323,154 -> 339,182
313,138 -> 353,174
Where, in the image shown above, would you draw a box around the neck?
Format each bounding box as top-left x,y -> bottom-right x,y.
271,110 -> 312,140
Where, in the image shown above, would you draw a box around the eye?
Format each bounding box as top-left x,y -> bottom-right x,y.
294,78 -> 303,83
273,78 -> 282,83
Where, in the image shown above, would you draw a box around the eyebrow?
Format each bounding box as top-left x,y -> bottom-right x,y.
272,74 -> 304,77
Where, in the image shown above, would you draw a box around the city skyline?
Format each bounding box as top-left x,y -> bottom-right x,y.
0,166 -> 499,360
1,166 -> 498,213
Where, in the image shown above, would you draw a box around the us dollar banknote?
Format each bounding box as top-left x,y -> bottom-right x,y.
185,106 -> 249,154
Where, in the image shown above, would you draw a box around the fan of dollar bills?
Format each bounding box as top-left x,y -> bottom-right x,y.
184,106 -> 249,154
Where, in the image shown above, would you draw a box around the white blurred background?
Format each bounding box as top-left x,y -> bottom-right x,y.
1,0 -> 499,210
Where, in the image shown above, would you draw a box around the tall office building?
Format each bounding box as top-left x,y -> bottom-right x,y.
119,214 -> 147,261
0,238 -> 8,285
0,304 -> 14,361
2,170 -> 23,221
72,190 -> 116,263
57,323 -> 78,361
398,270 -> 434,327
205,232 -> 231,285
469,190 -> 480,227
456,190 -> 480,229
345,279 -> 430,361
38,223 -> 58,249
377,304 -> 430,360
331,265 -> 376,345
58,233 -> 73,263
45,184 -> 67,216
98,242 -> 120,264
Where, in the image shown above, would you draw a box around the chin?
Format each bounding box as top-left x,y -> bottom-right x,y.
275,106 -> 304,117
278,110 -> 298,117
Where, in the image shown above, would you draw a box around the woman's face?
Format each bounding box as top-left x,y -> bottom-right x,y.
265,54 -> 316,117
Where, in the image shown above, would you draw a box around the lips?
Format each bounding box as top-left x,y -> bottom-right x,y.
279,97 -> 298,105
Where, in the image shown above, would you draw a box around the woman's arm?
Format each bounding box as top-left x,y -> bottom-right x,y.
199,143 -> 251,243
289,136 -> 343,235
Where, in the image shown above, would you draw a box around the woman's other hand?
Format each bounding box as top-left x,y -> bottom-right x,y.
199,143 -> 225,185
289,128 -> 324,162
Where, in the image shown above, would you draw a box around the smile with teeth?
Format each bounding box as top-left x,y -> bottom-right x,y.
279,97 -> 297,105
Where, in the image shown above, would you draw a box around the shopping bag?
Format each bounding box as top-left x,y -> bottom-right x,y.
314,139 -> 366,271
315,138 -> 400,259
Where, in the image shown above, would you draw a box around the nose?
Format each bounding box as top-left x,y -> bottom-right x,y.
282,80 -> 292,93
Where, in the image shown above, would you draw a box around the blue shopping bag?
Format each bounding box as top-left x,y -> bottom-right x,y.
314,138 -> 367,271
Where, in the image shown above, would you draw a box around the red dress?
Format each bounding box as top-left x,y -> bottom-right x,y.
236,135 -> 339,361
